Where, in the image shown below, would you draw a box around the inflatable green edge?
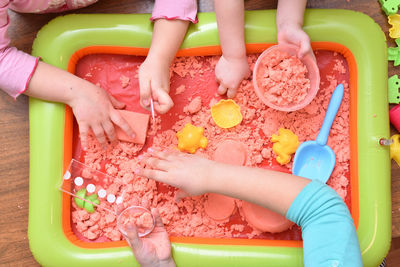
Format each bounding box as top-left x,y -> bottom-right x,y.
29,10 -> 390,267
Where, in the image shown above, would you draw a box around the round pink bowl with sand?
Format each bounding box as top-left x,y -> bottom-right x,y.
117,206 -> 155,237
253,44 -> 320,112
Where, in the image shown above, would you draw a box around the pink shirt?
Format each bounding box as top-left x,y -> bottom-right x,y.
151,0 -> 198,23
0,0 -> 197,99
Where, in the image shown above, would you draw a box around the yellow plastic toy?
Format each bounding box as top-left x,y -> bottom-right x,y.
390,134 -> 400,166
271,128 -> 300,165
389,14 -> 400,39
211,99 -> 243,129
177,123 -> 208,154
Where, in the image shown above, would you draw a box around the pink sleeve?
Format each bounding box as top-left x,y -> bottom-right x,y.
151,0 -> 198,23
0,1 -> 39,100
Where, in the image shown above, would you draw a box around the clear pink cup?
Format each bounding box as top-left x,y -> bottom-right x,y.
253,44 -> 320,112
117,206 -> 155,238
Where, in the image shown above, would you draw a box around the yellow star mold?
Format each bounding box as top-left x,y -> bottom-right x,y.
177,123 -> 208,154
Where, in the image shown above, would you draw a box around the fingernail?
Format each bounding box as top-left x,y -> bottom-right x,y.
147,148 -> 154,153
143,99 -> 150,106
137,155 -> 144,161
131,133 -> 136,139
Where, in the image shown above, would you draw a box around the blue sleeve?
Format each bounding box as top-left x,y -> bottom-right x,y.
286,180 -> 362,267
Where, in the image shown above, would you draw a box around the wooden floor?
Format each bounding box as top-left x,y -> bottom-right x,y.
0,0 -> 399,266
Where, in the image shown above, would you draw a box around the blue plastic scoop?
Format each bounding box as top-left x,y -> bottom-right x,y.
292,84 -> 344,183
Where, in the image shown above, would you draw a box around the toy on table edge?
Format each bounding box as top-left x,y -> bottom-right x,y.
388,75 -> 400,104
379,0 -> 400,15
177,123 -> 208,154
271,128 -> 300,165
389,14 -> 400,39
389,101 -> 400,132
390,135 -> 400,166
74,188 -> 100,213
388,39 -> 400,67
211,99 -> 243,129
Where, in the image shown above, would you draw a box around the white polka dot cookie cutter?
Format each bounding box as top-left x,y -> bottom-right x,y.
59,159 -> 127,216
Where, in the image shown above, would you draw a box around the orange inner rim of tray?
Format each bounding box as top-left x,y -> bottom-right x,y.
61,42 -> 358,249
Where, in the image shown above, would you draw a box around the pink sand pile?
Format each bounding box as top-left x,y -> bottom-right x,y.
72,52 -> 350,242
256,50 -> 310,106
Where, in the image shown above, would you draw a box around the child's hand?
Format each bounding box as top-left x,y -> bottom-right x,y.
123,208 -> 175,267
215,55 -> 251,98
139,58 -> 174,114
69,84 -> 134,150
137,150 -> 217,196
277,23 -> 314,60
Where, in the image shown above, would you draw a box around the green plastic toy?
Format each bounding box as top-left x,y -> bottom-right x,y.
74,188 -> 100,213
379,0 -> 400,15
74,188 -> 86,208
388,39 -> 400,66
388,75 -> 400,104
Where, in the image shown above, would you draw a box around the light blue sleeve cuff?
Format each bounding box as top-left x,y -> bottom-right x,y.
286,180 -> 362,267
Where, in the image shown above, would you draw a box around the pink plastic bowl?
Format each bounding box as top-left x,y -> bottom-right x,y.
252,44 -> 320,112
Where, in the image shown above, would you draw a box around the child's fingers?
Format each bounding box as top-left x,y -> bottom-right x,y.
137,168 -> 169,184
150,208 -> 165,228
217,84 -> 228,96
139,76 -> 152,109
227,87 -> 238,99
109,94 -> 126,110
79,124 -> 89,151
102,120 -> 116,142
91,125 -> 107,147
109,110 -> 136,139
145,157 -> 171,172
215,73 -> 221,83
149,150 -> 174,161
124,225 -> 143,251
153,89 -> 174,114
299,40 -> 312,59
175,189 -> 190,202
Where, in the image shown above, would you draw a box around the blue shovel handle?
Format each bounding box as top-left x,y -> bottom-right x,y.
316,84 -> 344,145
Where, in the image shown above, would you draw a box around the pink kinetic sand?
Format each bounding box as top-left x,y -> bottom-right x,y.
71,50 -> 351,242
256,50 -> 311,106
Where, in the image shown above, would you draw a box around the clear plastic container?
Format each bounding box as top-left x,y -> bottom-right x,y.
117,206 -> 155,238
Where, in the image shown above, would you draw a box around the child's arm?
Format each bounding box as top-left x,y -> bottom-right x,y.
138,151 -> 362,266
24,62 -> 134,149
213,0 -> 250,98
139,19 -> 189,114
276,0 -> 313,59
139,0 -> 197,114
286,180 -> 362,266
0,4 -> 134,149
